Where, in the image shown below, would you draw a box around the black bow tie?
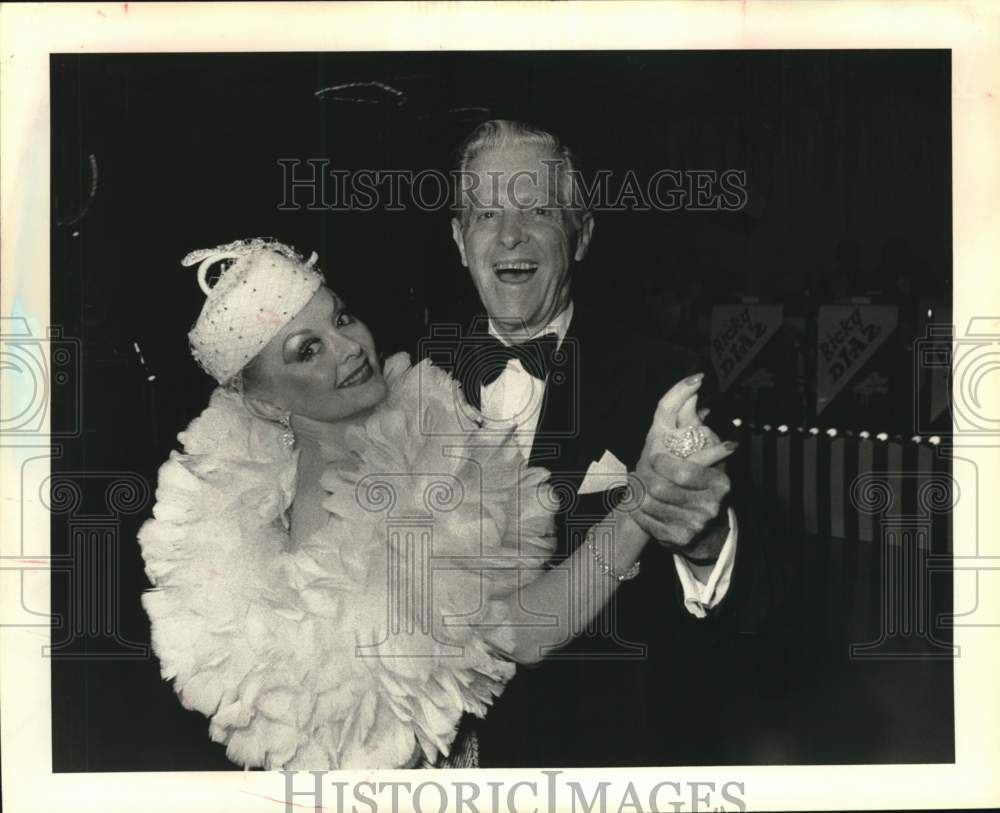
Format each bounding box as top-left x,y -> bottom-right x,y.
456,333 -> 560,410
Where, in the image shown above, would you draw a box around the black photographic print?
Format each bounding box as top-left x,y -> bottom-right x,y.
50,45 -> 954,764
4,4 -> 1000,813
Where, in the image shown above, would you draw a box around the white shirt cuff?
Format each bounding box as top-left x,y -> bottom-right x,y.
672,507 -> 738,618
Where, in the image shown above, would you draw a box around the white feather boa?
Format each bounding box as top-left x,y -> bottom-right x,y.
139,353 -> 556,769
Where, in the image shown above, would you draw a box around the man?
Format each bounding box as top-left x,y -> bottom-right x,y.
429,120 -> 779,766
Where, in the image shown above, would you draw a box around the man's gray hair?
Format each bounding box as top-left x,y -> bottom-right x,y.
453,119 -> 589,228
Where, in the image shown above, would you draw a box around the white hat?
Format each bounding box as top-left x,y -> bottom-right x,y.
183,238 -> 324,385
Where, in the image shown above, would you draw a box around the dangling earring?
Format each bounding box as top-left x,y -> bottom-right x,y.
278,413 -> 295,448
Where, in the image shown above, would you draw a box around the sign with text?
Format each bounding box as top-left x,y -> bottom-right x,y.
710,304 -> 784,393
816,305 -> 898,416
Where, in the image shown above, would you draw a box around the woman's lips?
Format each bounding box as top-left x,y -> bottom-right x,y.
338,358 -> 373,388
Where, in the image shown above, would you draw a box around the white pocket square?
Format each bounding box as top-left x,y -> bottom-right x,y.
579,450 -> 630,495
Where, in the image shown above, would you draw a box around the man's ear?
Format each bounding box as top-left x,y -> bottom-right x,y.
450,217 -> 469,268
574,211 -> 595,262
242,394 -> 286,423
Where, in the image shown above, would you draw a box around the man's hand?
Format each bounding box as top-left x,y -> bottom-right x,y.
626,374 -> 736,554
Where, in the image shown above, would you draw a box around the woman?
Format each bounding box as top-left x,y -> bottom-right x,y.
138,238 -> 730,770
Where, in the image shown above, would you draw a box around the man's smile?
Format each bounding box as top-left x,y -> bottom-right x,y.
493,260 -> 539,284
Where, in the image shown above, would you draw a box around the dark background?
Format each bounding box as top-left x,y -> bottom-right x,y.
50,51 -> 953,771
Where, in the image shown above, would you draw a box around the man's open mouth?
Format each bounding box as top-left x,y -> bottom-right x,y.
493,260 -> 539,284
338,358 -> 373,388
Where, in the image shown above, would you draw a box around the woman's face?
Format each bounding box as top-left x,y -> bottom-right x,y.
244,286 -> 387,423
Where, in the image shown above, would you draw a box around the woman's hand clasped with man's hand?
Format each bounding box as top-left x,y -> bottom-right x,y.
624,373 -> 737,564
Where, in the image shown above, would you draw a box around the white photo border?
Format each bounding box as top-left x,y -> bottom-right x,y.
2,2 -> 999,811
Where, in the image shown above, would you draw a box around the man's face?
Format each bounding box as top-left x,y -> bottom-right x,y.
451,142 -> 594,336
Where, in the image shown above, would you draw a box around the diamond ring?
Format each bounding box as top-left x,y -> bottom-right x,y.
661,425 -> 711,459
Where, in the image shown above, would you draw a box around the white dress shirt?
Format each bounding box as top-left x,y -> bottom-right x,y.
481,303 -> 737,617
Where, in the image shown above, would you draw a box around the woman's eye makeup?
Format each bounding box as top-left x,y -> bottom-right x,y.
287,300 -> 356,363
297,338 -> 320,361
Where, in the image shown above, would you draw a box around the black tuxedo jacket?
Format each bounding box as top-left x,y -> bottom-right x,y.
422,306 -> 789,767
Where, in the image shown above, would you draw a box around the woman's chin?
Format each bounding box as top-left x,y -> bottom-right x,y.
367,377 -> 390,407
298,378 -> 388,424
344,376 -> 389,416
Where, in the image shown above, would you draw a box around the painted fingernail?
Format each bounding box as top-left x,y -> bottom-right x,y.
685,373 -> 704,385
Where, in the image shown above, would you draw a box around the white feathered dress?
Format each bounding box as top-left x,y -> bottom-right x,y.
138,353 -> 556,769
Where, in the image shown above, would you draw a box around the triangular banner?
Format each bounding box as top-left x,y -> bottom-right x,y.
816,305 -> 898,414
710,304 -> 784,392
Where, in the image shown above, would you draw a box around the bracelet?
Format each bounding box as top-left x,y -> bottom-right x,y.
585,539 -> 641,582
